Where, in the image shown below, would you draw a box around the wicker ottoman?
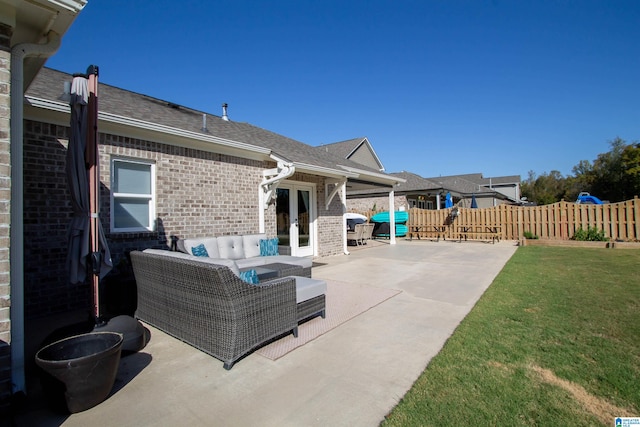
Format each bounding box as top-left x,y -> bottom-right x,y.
293,276 -> 326,327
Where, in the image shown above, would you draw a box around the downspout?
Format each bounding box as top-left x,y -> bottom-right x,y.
258,156 -> 295,233
10,31 -> 61,395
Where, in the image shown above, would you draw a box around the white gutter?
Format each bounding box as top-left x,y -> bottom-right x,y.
10,30 -> 61,396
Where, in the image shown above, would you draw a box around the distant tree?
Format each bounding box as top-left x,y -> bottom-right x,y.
567,160 -> 594,200
588,137 -> 626,202
621,142 -> 640,199
528,137 -> 640,205
521,170 -> 568,205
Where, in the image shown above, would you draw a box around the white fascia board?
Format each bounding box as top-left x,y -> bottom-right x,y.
338,164 -> 406,186
25,96 -> 272,161
44,0 -> 88,13
293,162 -> 359,179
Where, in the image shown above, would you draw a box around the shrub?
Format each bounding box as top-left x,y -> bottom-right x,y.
523,231 -> 539,239
572,226 -> 609,241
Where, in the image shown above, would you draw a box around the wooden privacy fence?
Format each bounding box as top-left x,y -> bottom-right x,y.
353,196 -> 640,241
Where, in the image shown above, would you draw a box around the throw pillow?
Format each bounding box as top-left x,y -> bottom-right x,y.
239,269 -> 259,285
191,243 -> 209,257
259,238 -> 279,256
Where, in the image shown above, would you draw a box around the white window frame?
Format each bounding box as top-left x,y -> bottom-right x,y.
110,158 -> 156,232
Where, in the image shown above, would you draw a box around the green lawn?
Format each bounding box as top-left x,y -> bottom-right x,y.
382,246 -> 640,426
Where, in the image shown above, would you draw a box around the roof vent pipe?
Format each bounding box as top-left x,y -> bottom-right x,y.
201,113 -> 208,132
221,103 -> 229,121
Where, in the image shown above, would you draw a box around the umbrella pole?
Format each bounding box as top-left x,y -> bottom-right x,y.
86,65 -> 103,325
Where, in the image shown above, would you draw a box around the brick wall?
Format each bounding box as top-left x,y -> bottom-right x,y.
0,22 -> 11,414
347,194 -> 409,214
23,121 -> 346,319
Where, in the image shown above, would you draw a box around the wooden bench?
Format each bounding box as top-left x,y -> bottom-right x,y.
457,226 -> 501,244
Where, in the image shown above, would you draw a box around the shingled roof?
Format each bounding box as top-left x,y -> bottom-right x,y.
25,68 -> 400,187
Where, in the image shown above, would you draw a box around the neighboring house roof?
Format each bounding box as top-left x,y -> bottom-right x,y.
348,170 -> 505,200
25,68 -> 403,188
425,172 -> 521,202
316,137 -> 385,171
429,173 -> 521,188
390,171 -> 442,192
346,170 -> 440,196
433,175 -> 494,196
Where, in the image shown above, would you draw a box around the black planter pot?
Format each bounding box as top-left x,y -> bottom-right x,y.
35,332 -> 123,413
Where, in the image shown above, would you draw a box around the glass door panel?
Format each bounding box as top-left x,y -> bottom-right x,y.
276,188 -> 290,246
297,189 -> 310,249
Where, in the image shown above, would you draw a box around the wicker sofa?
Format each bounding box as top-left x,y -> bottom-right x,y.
130,250 -> 300,370
177,233 -> 312,278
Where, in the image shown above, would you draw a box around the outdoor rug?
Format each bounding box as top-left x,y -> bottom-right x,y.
256,280 -> 401,360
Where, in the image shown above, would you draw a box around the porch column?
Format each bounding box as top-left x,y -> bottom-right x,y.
389,190 -> 396,245
436,193 -> 441,210
341,180 -> 349,255
258,187 -> 265,233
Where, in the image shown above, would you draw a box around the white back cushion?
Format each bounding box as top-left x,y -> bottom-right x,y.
216,235 -> 245,260
242,234 -> 267,258
181,237 -> 220,258
142,249 -> 240,276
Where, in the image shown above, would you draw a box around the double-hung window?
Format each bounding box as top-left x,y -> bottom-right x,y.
111,158 -> 155,232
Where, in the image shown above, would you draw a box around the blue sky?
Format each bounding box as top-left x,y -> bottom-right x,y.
46,0 -> 639,180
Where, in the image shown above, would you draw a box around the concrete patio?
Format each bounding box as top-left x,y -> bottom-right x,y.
14,238 -> 518,427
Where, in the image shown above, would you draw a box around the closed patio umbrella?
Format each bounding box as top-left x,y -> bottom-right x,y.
470,193 -> 478,209
66,65 -> 112,324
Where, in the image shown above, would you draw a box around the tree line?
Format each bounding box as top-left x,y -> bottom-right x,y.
521,137 -> 640,205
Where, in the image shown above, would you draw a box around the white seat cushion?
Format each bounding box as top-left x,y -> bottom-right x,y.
293,276 -> 326,303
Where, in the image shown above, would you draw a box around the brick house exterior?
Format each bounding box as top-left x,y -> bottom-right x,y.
21,119 -> 347,319
2,3 -> 401,409
22,68 -> 400,323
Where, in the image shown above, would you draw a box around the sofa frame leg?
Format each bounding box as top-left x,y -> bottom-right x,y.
292,326 -> 298,338
223,361 -> 234,370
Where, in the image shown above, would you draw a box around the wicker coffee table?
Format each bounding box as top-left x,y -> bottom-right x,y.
259,262 -> 305,279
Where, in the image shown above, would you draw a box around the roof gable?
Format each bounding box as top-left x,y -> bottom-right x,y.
316,137 -> 385,171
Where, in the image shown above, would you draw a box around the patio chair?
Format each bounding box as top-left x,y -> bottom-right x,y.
347,223 -> 366,245
361,223 -> 375,243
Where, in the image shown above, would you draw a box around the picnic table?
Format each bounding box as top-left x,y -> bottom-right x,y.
457,225 -> 501,243
409,225 -> 447,241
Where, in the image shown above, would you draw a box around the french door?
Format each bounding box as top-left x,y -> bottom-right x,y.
276,183 -> 315,257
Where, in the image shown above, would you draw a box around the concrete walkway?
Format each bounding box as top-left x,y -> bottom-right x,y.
15,239 -> 518,427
